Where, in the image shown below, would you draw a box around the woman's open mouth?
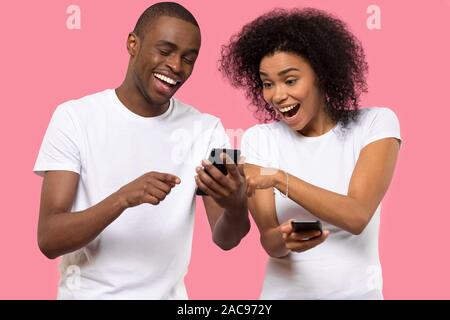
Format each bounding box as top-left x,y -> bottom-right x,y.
279,103 -> 301,119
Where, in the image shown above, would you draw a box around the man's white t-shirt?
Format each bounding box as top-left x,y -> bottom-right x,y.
241,107 -> 401,299
34,89 -> 229,299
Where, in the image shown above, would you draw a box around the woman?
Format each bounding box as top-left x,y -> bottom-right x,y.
219,8 -> 401,299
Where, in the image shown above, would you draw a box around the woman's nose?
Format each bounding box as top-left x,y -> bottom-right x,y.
272,85 -> 288,105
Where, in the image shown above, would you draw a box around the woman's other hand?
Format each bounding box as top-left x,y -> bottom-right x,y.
279,219 -> 330,253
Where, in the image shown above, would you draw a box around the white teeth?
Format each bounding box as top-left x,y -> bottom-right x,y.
154,73 -> 178,85
279,104 -> 299,113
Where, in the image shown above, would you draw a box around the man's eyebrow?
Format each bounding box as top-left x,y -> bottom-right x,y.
185,48 -> 199,55
155,40 -> 199,55
259,67 -> 301,77
155,40 -> 178,48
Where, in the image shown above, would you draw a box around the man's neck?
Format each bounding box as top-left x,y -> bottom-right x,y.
115,79 -> 169,118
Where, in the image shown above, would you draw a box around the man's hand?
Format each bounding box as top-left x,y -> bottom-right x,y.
195,153 -> 246,210
198,152 -> 250,250
117,171 -> 181,209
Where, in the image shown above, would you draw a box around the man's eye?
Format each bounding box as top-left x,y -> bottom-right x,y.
183,56 -> 195,64
159,49 -> 170,56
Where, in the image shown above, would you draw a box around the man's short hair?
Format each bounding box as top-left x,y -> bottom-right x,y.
133,2 -> 199,38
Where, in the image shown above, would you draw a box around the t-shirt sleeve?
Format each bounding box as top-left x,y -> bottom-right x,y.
33,104 -> 82,177
203,120 -> 231,159
240,126 -> 273,167
361,107 -> 402,149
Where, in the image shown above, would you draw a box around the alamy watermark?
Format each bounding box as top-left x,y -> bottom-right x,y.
66,5 -> 81,30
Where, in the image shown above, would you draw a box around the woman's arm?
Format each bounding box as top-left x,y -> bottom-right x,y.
246,137 -> 401,235
247,188 -> 289,258
247,188 -> 328,258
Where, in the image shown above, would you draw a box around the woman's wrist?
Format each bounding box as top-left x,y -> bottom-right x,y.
264,226 -> 291,258
273,169 -> 288,194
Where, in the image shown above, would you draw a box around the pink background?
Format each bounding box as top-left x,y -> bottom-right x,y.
1,0 -> 449,299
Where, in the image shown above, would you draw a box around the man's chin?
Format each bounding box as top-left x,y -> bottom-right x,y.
150,79 -> 180,101
145,91 -> 172,108
150,84 -> 178,99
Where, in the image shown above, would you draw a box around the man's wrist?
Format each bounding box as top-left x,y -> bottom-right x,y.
223,200 -> 248,219
113,189 -> 129,212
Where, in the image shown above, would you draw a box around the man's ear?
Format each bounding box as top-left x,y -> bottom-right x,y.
127,32 -> 140,57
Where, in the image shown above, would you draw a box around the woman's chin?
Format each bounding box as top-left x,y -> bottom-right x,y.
283,120 -> 305,132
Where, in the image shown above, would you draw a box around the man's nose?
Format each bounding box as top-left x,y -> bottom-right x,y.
166,55 -> 181,74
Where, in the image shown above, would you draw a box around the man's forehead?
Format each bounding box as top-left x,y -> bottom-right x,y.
143,16 -> 201,49
144,15 -> 199,37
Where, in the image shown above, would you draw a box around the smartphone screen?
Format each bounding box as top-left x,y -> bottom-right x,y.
291,220 -> 323,235
208,148 -> 241,175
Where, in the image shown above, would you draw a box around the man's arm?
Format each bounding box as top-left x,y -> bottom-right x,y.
202,196 -> 250,250
196,153 -> 250,250
38,170 -> 180,259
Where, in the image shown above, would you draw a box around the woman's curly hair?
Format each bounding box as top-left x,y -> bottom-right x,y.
219,8 -> 368,127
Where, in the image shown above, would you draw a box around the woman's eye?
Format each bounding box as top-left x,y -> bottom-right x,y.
263,82 -> 273,89
286,79 -> 297,85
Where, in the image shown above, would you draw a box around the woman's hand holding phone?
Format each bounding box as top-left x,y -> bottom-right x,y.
279,219 -> 330,253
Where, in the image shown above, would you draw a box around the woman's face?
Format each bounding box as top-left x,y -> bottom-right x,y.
259,51 -> 328,133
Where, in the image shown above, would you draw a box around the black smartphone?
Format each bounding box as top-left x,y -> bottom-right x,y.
291,220 -> 323,235
195,148 -> 241,196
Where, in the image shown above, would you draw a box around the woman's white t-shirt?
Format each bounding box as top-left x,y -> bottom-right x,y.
241,107 -> 401,299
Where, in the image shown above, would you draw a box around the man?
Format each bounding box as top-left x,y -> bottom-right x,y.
34,2 -> 249,299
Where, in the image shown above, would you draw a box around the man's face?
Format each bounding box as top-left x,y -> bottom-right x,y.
129,16 -> 201,108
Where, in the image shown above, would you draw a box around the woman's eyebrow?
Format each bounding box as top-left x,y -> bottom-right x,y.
278,67 -> 300,76
259,67 -> 301,77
